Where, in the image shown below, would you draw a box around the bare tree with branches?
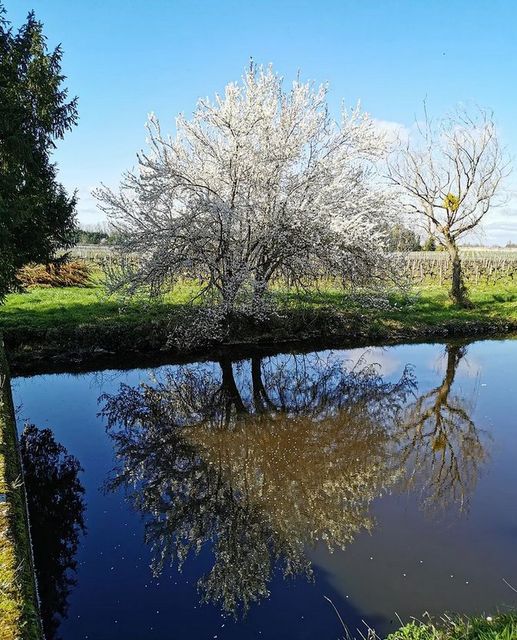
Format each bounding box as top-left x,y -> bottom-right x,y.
388,106 -> 509,306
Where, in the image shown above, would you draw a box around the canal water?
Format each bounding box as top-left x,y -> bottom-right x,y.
11,338 -> 517,639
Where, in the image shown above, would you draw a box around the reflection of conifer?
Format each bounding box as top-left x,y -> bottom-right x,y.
398,344 -> 488,511
102,353 -> 415,616
20,425 -> 86,640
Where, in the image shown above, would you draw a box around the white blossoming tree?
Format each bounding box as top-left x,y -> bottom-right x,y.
95,64 -> 394,322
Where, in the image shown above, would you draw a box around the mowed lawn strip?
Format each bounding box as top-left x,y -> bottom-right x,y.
1,280 -> 517,335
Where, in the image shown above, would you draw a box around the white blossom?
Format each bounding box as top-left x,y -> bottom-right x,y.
94,64 -> 396,317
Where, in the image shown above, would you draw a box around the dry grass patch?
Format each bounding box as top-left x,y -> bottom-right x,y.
16,260 -> 93,289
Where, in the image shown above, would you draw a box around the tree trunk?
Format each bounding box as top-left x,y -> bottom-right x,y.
219,357 -> 247,417
251,356 -> 275,413
444,237 -> 470,307
438,343 -> 463,404
252,277 -> 268,315
220,278 -> 238,319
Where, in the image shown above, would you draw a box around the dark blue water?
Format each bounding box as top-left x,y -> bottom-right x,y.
11,338 -> 517,639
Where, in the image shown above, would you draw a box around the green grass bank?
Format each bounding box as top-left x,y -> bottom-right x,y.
0,340 -> 42,640
1,280 -> 517,372
384,613 -> 517,640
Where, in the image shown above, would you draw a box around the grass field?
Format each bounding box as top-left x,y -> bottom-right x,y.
1,279 -> 517,335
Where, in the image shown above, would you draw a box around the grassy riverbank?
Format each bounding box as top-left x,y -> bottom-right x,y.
385,613 -> 517,640
1,278 -> 517,326
2,279 -> 516,332
1,280 -> 517,370
0,342 -> 42,640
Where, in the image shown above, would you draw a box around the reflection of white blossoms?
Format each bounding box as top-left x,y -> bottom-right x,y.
188,411 -> 394,553
102,353 -> 413,615
101,347 -> 488,616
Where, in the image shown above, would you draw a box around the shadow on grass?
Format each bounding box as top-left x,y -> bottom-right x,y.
0,298 -> 189,331
1,283 -> 517,337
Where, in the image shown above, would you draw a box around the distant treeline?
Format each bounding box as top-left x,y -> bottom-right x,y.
73,223 -> 430,251
73,228 -> 121,246
73,225 -> 516,252
386,224 -> 435,252
384,225 -> 517,252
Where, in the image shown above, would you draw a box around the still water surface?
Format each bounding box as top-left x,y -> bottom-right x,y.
12,338 -> 517,639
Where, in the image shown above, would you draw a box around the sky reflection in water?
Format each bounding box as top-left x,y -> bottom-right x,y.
12,338 -> 517,640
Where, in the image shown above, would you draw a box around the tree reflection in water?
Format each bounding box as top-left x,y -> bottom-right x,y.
398,344 -> 489,512
20,425 -> 86,640
101,346 -> 488,616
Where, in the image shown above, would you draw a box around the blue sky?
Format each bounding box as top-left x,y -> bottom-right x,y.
5,0 -> 517,244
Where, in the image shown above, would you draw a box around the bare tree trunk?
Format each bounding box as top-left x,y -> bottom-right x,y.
219,357 -> 247,416
251,356 -> 275,413
444,236 -> 470,307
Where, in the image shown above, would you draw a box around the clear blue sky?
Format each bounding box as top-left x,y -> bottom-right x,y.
4,0 -> 517,244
